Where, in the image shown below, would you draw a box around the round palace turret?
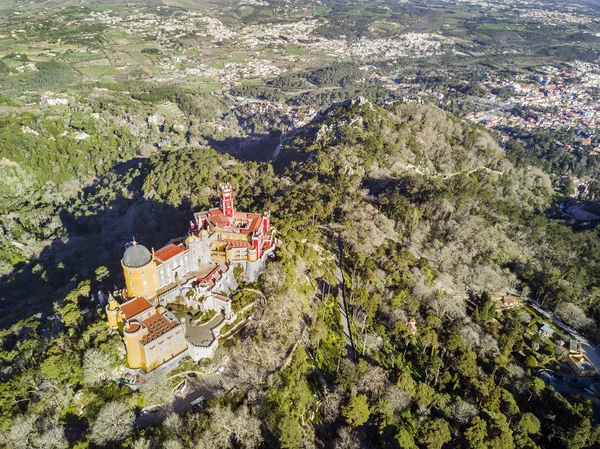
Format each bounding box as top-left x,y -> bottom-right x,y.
186,234 -> 200,244
123,241 -> 153,268
121,241 -> 159,299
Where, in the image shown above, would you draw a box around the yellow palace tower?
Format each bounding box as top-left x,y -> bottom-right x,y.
121,240 -> 159,299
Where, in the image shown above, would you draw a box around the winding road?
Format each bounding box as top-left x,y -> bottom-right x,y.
528,301 -> 600,371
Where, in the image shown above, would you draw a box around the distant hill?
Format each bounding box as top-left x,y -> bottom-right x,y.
276,98 -> 505,175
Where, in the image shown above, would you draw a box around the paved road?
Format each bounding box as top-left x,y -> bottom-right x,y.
528,301 -> 600,370
335,234 -> 356,362
135,373 -> 224,428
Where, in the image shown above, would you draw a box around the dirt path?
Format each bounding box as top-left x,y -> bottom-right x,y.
123,197 -> 144,236
335,234 -> 356,362
400,163 -> 503,179
442,166 -> 504,179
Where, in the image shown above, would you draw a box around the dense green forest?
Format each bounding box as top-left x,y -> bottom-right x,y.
0,83 -> 244,275
231,63 -> 403,108
504,128 -> 600,179
0,115 -> 136,213
3,100 -> 600,448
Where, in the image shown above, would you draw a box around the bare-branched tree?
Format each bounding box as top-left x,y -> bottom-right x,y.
451,401 -> 478,424
90,401 -> 135,446
83,348 -> 116,385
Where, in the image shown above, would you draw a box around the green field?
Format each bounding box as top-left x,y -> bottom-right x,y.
196,76 -> 220,83
370,21 -> 404,33
98,75 -> 118,83
2,59 -> 25,69
314,5 -> 331,16
347,6 -> 391,18
314,5 -> 332,15
157,102 -> 184,120
87,5 -> 128,13
228,52 -> 248,64
141,53 -> 161,62
476,22 -> 524,31
285,44 -> 302,56
196,85 -> 222,93
65,53 -> 105,62
78,65 -> 116,78
239,5 -> 254,17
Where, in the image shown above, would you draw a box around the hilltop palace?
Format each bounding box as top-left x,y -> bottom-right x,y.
105,185 -> 275,372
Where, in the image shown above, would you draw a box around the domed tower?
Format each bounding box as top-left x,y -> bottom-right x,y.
121,240 -> 159,299
105,294 -> 120,329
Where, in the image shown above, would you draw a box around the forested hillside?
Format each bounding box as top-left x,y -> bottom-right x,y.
3,100 -> 600,448
2,0 -> 600,444
0,85 -> 243,275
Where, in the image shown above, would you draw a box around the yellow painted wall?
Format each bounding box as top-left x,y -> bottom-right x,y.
106,309 -> 119,328
124,328 -> 146,369
122,260 -> 159,298
221,232 -> 250,241
226,248 -> 247,262
143,329 -> 188,371
106,296 -> 121,328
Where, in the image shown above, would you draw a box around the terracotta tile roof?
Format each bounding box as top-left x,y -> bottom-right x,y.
155,243 -> 186,262
204,208 -> 230,227
207,208 -> 223,217
247,216 -> 261,233
199,209 -> 262,234
140,313 -> 179,345
125,322 -> 141,333
224,239 -> 252,249
234,212 -> 248,220
120,297 -> 153,320
503,296 -> 517,304
214,294 -> 231,302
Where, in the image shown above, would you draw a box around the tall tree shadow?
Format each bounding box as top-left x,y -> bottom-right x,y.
205,131 -> 281,162
0,163 -> 191,331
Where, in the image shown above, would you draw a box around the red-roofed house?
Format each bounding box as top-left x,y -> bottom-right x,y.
106,295 -> 187,372
193,184 -> 274,265
120,296 -> 153,321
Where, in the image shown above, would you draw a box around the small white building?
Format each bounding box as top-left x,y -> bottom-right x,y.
539,323 -> 555,339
